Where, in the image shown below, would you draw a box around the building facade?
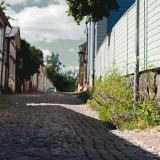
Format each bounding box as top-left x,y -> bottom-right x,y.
0,8 -> 12,93
5,27 -> 21,92
86,0 -> 135,88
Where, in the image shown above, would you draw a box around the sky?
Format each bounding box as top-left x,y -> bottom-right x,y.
4,0 -> 86,70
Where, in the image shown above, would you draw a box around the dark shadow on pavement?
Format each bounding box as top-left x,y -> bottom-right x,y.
0,92 -> 159,160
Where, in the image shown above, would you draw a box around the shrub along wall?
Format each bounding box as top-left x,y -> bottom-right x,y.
87,68 -> 160,130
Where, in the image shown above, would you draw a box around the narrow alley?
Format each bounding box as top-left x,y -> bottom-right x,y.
0,92 -> 159,160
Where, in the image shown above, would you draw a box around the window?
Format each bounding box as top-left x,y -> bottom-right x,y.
9,57 -> 16,80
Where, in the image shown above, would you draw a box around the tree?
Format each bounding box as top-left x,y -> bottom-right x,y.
0,1 -> 6,10
45,52 -> 78,92
66,0 -> 119,24
17,39 -> 43,80
45,52 -> 61,79
0,0 -> 14,20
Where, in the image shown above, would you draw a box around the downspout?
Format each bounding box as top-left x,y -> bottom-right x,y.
6,38 -> 10,88
0,26 -> 6,91
91,21 -> 95,87
5,38 -> 9,89
85,17 -> 90,84
134,0 -> 140,110
85,22 -> 88,85
92,22 -> 95,86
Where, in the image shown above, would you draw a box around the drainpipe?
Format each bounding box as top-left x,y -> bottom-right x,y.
85,17 -> 90,85
5,38 -> 10,89
134,0 -> 140,110
91,22 -> 95,87
1,26 -> 7,91
85,22 -> 88,84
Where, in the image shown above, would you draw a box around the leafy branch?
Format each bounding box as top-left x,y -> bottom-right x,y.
66,0 -> 119,24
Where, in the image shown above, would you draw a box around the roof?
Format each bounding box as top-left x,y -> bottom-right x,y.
5,26 -> 19,38
79,42 -> 87,51
5,26 -> 21,48
0,8 -> 11,28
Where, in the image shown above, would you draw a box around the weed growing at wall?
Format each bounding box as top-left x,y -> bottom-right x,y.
87,68 -> 160,130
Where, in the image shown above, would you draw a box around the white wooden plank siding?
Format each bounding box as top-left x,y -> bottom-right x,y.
147,0 -> 160,69
95,0 -> 160,79
114,16 -> 128,73
139,0 -> 145,71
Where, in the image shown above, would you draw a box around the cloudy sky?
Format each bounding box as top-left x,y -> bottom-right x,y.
4,0 -> 86,69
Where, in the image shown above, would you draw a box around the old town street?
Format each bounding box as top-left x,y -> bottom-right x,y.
0,92 -> 159,160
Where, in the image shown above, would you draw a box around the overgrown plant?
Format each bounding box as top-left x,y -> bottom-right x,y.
87,68 -> 160,130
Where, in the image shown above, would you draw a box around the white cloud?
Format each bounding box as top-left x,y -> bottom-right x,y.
38,48 -> 51,65
4,0 -> 25,5
41,49 -> 51,59
5,4 -> 86,42
62,65 -> 78,73
68,48 -> 75,53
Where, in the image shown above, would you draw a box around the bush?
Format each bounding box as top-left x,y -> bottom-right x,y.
87,68 -> 160,130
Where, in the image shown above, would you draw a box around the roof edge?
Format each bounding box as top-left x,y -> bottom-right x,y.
0,8 -> 12,28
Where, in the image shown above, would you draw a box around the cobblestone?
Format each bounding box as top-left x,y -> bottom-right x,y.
0,92 -> 159,160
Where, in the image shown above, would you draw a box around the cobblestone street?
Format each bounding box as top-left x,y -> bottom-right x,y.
0,92 -> 159,160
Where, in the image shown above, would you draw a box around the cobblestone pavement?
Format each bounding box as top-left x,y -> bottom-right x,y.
0,92 -> 159,160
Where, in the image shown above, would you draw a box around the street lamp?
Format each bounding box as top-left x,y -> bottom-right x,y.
78,51 -> 85,57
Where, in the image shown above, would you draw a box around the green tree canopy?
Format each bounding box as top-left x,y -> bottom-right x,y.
66,0 -> 119,24
45,52 -> 61,79
0,1 -> 8,11
17,39 -> 43,80
45,52 -> 78,92
0,0 -> 14,20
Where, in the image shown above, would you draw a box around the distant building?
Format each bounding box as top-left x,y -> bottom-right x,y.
5,26 -> 21,92
45,75 -> 54,91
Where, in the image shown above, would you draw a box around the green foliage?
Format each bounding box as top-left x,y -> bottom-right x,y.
0,1 -> 14,20
87,68 -> 160,130
17,39 -> 43,80
0,1 -> 7,11
45,52 -> 61,79
66,0 -> 119,24
45,52 -> 78,92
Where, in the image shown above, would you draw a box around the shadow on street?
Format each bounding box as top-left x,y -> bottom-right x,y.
0,92 -> 159,160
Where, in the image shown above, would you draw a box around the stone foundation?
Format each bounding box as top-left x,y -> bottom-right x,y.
126,71 -> 160,101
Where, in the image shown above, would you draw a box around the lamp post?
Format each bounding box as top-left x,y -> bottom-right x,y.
134,0 -> 139,110
78,51 -> 85,57
78,51 -> 85,74
78,51 -> 85,90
